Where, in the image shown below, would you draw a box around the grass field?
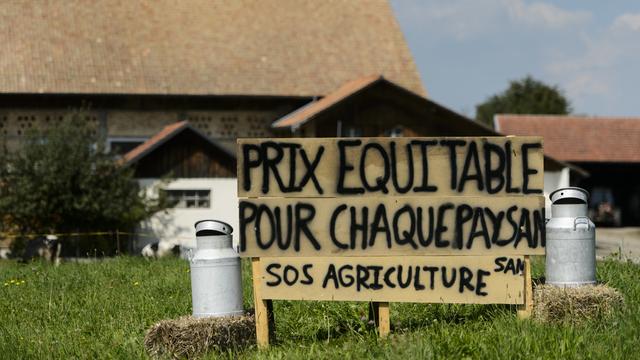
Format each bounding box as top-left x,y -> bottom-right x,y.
0,257 -> 638,359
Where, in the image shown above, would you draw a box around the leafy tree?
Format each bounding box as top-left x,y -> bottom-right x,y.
476,76 -> 572,127
0,113 -> 164,254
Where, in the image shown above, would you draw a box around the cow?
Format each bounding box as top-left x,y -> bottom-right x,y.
0,248 -> 11,259
20,235 -> 62,265
141,241 -> 181,259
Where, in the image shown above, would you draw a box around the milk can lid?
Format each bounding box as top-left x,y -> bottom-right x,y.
194,219 -> 233,235
550,187 -> 589,204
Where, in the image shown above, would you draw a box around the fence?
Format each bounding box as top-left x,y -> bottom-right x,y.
0,231 -> 194,257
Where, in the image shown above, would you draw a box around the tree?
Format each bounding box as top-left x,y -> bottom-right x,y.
475,76 -> 572,127
0,113 -> 164,254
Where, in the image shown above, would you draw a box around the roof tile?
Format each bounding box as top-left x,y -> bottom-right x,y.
272,75 -> 382,128
0,0 -> 424,97
495,115 -> 640,163
122,121 -> 189,165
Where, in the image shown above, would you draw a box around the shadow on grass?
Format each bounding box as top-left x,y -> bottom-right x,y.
264,299 -> 519,346
391,302 -> 517,333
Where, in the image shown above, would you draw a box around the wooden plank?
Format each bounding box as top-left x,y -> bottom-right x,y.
377,302 -> 390,338
517,256 -> 534,319
257,256 -> 525,304
239,196 -> 545,257
237,137 -> 544,198
251,258 -> 271,348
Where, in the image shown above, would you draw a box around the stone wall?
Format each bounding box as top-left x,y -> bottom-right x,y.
0,108 -> 283,153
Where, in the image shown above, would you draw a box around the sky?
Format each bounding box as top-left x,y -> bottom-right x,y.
390,0 -> 640,117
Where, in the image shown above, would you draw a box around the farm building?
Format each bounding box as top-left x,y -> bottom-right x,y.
270,76 -> 583,212
0,0 -> 579,250
126,76 -> 580,250
0,0 -> 423,250
0,0 -> 424,155
121,121 -> 237,250
496,115 -> 640,226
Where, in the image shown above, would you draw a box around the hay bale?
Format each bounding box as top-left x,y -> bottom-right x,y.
144,313 -> 255,359
533,284 -> 624,324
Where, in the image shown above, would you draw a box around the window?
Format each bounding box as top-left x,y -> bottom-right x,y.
163,189 -> 211,209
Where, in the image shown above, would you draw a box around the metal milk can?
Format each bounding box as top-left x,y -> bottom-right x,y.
190,220 -> 244,318
545,187 -> 596,287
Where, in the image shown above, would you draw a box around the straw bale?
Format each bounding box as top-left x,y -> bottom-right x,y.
533,284 -> 624,324
144,313 -> 255,359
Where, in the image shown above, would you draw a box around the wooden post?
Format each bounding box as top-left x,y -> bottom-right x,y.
517,255 -> 534,319
368,302 -> 390,338
377,302 -> 390,338
252,257 -> 272,348
115,230 -> 121,255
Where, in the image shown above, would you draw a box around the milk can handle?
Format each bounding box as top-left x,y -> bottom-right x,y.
573,216 -> 591,230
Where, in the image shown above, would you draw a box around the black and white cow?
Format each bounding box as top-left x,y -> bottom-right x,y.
141,241 -> 181,259
20,235 -> 62,265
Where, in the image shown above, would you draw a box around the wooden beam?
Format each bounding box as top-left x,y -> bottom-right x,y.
252,258 -> 272,348
377,302 -> 390,338
517,255 -> 534,319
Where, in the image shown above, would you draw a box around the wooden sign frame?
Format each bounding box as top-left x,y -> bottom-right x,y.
238,137 -> 540,347
250,256 -> 533,344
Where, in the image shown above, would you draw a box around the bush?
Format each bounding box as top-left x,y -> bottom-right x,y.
0,112 -> 163,255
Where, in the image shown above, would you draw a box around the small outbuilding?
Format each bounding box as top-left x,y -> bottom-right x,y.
272,76 -> 584,211
122,121 -> 237,250
496,115 -> 640,226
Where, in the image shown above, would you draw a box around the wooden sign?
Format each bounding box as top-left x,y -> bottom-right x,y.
238,137 -> 544,197
258,256 -> 525,304
238,137 -> 543,347
239,196 -> 545,257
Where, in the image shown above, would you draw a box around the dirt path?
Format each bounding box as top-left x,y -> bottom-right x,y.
596,227 -> 640,263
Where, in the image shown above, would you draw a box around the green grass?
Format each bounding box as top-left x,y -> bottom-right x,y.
0,257 -> 638,359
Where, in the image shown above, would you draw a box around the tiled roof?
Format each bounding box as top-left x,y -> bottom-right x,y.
270,77 -> 587,176
272,75 -> 381,129
122,121 -> 234,165
0,0 -> 424,97
495,115 -> 640,163
272,74 -> 498,134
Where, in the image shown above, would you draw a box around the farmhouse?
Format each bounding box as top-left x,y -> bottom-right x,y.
495,115 -> 640,226
0,0 -> 422,250
122,121 -> 236,250
0,0 -> 423,154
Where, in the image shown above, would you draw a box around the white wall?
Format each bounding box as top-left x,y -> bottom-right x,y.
136,178 -> 239,250
135,169 -> 570,249
544,168 -> 570,216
